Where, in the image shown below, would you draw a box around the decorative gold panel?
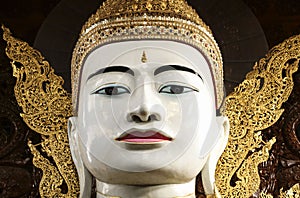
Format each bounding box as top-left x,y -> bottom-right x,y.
216,35 -> 300,197
2,26 -> 79,198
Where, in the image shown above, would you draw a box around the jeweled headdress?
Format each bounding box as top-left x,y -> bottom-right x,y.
71,0 -> 223,114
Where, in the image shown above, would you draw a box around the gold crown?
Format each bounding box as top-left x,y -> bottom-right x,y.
71,0 -> 223,114
81,0 -> 211,35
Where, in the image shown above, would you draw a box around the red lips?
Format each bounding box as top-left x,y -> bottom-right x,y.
116,131 -> 172,143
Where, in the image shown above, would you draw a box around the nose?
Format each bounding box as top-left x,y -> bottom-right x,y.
129,108 -> 161,123
127,84 -> 163,123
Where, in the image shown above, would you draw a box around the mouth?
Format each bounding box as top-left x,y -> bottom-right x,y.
116,130 -> 172,144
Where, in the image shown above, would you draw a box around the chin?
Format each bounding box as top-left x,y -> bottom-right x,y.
80,147 -> 207,186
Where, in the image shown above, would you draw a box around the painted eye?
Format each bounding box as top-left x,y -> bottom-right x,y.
159,85 -> 197,94
93,85 -> 130,95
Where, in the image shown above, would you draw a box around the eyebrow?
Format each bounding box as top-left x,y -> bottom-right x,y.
154,65 -> 203,80
87,66 -> 134,81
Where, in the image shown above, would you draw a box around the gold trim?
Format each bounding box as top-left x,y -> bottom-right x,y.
260,183 -> 300,198
215,34 -> 300,197
279,183 -> 300,198
2,25 -> 79,197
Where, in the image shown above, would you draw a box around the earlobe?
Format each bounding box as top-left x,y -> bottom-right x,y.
201,116 -> 230,195
221,117 -> 230,141
68,117 -> 81,166
68,117 -> 77,139
68,117 -> 79,165
68,117 -> 92,198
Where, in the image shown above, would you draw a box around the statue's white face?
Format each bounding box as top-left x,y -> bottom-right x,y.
71,41 -> 226,185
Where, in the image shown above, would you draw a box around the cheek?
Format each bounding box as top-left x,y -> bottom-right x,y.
171,91 -> 213,128
77,90 -> 129,142
170,90 -> 214,150
161,96 -> 183,135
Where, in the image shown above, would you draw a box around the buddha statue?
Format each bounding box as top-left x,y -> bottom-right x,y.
5,0 -> 299,197
67,0 -> 229,197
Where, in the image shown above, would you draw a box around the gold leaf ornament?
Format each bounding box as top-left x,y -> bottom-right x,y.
279,183 -> 300,198
2,26 -> 80,197
215,35 -> 300,197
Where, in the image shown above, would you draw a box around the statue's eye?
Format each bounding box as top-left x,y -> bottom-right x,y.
93,85 -> 130,95
159,85 -> 197,94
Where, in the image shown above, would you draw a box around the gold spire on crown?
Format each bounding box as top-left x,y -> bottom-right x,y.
71,0 -> 223,114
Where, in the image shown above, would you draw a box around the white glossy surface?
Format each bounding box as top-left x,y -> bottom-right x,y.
69,40 -> 229,197
96,179 -> 196,198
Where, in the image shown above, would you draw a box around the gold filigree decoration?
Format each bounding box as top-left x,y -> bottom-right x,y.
81,0 -> 210,34
259,183 -> 300,198
259,192 -> 273,198
279,183 -> 300,198
2,26 -> 79,197
215,35 -> 300,197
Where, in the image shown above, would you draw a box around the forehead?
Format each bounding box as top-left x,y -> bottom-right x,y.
109,45 -> 192,67
81,40 -> 213,79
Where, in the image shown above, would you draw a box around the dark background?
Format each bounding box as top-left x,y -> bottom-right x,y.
1,0 -> 300,47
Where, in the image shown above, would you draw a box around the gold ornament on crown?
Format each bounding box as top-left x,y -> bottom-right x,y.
71,0 -> 223,114
141,51 -> 147,63
2,1 -> 300,198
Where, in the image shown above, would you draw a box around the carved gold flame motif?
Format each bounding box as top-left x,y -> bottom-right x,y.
2,26 -> 79,197
2,25 -> 300,198
215,34 -> 300,197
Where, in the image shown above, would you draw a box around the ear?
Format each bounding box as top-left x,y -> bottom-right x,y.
201,116 -> 229,195
68,117 -> 92,198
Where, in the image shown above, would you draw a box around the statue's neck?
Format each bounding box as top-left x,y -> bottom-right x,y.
96,179 -> 196,198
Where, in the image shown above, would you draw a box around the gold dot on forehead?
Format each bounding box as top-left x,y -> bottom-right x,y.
141,51 -> 147,63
